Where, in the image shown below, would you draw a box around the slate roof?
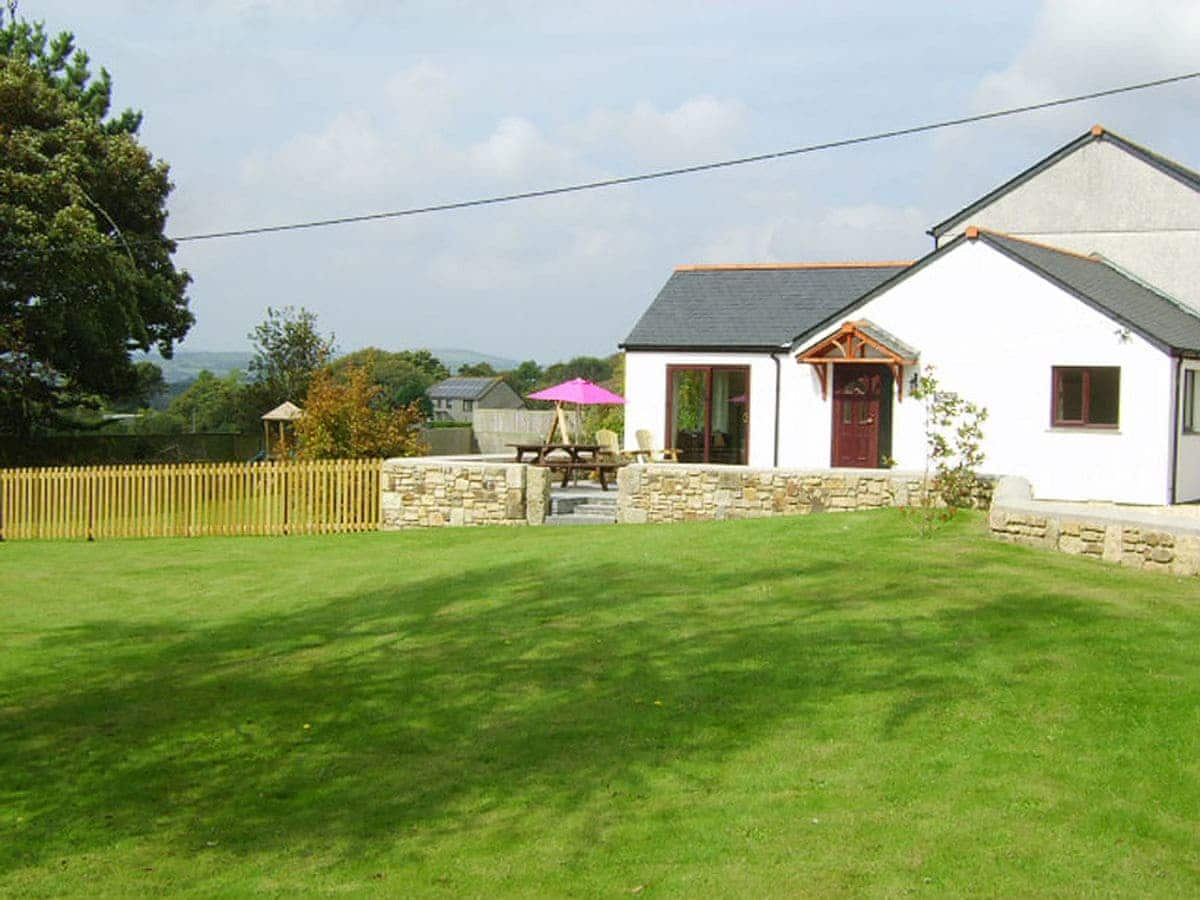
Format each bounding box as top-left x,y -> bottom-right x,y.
930,125 -> 1200,238
854,320 -> 919,360
787,230 -> 1200,355
980,232 -> 1200,354
427,376 -> 503,400
621,263 -> 911,351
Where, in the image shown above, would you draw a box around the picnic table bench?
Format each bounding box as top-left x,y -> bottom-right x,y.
508,442 -> 601,465
544,459 -> 623,490
507,442 -> 624,489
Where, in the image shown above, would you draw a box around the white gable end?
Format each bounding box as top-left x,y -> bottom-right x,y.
786,238 -> 1174,504
936,138 -> 1200,312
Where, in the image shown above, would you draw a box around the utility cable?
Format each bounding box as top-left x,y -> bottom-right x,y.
170,70 -> 1200,243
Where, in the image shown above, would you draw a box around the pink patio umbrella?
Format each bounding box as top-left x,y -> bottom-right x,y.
527,378 -> 625,444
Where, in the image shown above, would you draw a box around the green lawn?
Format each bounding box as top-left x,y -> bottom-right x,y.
2,511 -> 1199,895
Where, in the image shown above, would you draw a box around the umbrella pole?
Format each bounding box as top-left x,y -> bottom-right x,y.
556,403 -> 573,444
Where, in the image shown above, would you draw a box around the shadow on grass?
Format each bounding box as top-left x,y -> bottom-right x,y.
0,515 -> 1181,876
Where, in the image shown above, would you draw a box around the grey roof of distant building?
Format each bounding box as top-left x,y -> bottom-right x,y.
427,376 -> 503,400
930,126 -> 1200,238
621,263 -> 912,351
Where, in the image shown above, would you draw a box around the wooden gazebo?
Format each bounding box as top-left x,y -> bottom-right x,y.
261,401 -> 304,458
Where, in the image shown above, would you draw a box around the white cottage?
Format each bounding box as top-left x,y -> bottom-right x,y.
621,126 -> 1200,505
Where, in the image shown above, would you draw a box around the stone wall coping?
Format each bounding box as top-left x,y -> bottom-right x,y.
625,463 -> 933,479
992,498 -> 1200,538
384,454 -> 516,468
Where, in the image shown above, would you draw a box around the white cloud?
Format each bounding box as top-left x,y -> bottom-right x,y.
386,62 -> 459,131
976,0 -> 1199,102
937,0 -> 1200,155
570,96 -> 749,166
695,204 -> 928,264
467,117 -> 578,183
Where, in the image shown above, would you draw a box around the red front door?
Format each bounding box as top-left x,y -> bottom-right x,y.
832,366 -> 883,468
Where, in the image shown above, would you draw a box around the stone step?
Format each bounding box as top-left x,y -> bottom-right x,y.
545,513 -> 618,526
550,496 -> 617,516
573,503 -> 618,517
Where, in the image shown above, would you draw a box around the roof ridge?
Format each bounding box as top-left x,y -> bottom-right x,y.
674,261 -> 913,272
930,125 -> 1200,237
1098,126 -> 1200,187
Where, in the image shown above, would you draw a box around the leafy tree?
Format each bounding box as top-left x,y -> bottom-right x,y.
295,363 -> 425,459
504,359 -> 543,396
329,348 -> 437,418
109,361 -> 165,413
246,306 -> 334,409
457,361 -> 495,377
582,352 -> 625,437
542,355 -> 613,386
394,349 -> 448,382
0,13 -> 192,435
117,409 -> 186,435
167,369 -> 246,433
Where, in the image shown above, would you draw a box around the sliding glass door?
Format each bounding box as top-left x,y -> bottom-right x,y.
667,366 -> 749,464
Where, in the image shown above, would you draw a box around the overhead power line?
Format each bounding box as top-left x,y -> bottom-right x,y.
169,70 -> 1200,244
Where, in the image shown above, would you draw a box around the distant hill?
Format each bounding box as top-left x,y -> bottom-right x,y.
137,348 -> 520,384
429,348 -> 519,374
136,351 -> 254,384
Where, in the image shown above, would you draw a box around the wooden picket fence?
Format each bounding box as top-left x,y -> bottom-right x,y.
0,458 -> 382,541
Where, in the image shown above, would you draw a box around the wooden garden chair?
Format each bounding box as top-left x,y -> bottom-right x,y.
635,429 -> 679,462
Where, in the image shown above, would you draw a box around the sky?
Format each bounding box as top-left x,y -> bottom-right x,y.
20,0 -> 1200,362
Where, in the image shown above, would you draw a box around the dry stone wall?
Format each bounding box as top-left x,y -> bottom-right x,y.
615,464 -> 988,524
988,477 -> 1200,577
381,458 -> 548,529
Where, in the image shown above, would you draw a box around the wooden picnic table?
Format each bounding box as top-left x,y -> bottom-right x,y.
508,443 -> 601,465
508,443 -> 625,490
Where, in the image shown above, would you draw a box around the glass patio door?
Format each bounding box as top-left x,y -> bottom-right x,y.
667,366 -> 749,464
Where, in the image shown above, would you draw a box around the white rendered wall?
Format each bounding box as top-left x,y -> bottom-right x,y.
936,140 -> 1200,312
1176,360 -> 1200,503
787,239 -> 1175,505
623,351 -> 783,467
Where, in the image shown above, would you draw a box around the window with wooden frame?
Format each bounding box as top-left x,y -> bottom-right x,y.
1183,370 -> 1198,434
1051,366 -> 1119,428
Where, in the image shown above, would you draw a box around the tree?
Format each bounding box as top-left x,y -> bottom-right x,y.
457,361 -> 495,377
328,348 -> 438,418
246,306 -> 334,408
504,359 -> 543,396
0,14 -> 192,434
167,369 -> 246,433
394,349 -> 448,382
542,355 -> 613,386
295,363 -> 426,459
109,361 -> 165,413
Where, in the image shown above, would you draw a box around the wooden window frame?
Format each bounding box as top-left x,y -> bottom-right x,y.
665,364 -> 751,464
1051,366 -> 1120,429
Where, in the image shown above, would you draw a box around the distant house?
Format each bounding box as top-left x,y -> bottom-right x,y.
427,376 -> 524,423
621,126 -> 1200,505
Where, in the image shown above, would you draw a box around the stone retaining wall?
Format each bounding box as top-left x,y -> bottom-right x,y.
381,458 -> 549,529
616,464 -> 990,524
988,477 -> 1200,576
